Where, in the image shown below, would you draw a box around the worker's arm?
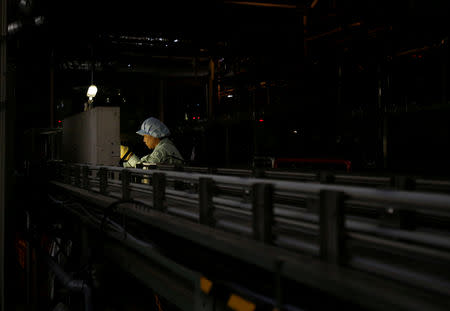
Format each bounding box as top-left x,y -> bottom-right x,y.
141,150 -> 164,165
122,154 -> 141,168
120,145 -> 140,168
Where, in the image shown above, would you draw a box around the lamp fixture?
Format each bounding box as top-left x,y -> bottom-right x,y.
87,84 -> 98,101
84,44 -> 98,111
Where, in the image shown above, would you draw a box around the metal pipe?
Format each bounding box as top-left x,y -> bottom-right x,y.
274,217 -> 318,232
215,219 -> 253,236
264,170 -> 317,181
213,197 -> 252,210
166,206 -> 198,221
348,255 -> 450,297
216,168 -> 252,176
348,232 -> 450,262
68,164 -> 450,213
42,252 -> 93,311
275,234 -> 319,256
346,219 -> 450,251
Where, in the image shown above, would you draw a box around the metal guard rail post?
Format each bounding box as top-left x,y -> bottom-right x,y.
47,161 -> 450,311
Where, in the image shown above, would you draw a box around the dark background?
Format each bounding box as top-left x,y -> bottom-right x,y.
6,0 -> 450,176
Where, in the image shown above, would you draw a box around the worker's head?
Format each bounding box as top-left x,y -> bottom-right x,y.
136,117 -> 170,150
143,134 -> 160,150
136,117 -> 170,137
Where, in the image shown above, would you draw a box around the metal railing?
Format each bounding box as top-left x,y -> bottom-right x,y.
156,163 -> 450,194
48,161 -> 450,311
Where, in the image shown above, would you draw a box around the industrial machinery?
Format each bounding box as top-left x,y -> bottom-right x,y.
62,107 -> 120,166
11,105 -> 450,311
13,159 -> 450,311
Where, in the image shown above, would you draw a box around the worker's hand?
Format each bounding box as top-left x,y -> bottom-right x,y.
120,145 -> 133,161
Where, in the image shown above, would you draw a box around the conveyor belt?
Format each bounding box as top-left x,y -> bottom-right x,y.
47,162 -> 450,311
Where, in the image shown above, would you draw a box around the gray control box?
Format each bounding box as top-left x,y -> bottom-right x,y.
62,107 -> 120,165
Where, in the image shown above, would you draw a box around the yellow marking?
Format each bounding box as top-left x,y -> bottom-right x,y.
200,277 -> 213,294
227,294 -> 256,311
154,294 -> 163,311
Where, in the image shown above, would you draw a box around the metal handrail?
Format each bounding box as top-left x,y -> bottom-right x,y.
48,160 -> 450,311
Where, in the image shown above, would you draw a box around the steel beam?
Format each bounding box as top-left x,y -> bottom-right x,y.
0,0 -> 7,307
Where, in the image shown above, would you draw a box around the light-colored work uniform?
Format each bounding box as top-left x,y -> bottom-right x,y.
122,117 -> 184,168
123,138 -> 184,167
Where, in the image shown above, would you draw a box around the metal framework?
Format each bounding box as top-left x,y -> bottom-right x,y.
46,161 -> 450,311
0,0 -> 7,308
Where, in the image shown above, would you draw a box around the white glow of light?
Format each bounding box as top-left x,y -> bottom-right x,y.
174,39 -> 179,43
34,16 -> 45,26
86,85 -> 98,99
227,94 -> 233,98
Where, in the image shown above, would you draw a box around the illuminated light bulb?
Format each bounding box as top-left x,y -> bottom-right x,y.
86,85 -> 98,100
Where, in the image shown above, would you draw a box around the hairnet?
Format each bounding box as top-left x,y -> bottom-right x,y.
136,117 -> 170,138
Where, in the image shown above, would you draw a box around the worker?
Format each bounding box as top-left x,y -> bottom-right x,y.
120,117 -> 184,168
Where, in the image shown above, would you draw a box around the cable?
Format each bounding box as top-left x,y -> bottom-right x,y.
48,194 -> 72,205
99,199 -> 139,234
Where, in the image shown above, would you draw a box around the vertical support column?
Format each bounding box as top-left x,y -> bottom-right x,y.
122,169 -> 130,201
251,89 -> 258,158
50,49 -> 54,128
99,167 -> 107,194
376,63 -> 389,170
0,0 -> 6,306
252,183 -> 274,243
152,173 -> 166,211
319,190 -> 345,265
199,178 -> 214,226
207,58 -> 216,120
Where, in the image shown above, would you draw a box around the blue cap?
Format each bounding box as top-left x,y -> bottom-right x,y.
136,117 -> 170,138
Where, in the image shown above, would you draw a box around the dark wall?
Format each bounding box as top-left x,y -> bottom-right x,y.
8,0 -> 450,176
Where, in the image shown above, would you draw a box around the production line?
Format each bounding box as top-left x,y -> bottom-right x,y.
3,3 -> 450,308
30,160 -> 450,311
